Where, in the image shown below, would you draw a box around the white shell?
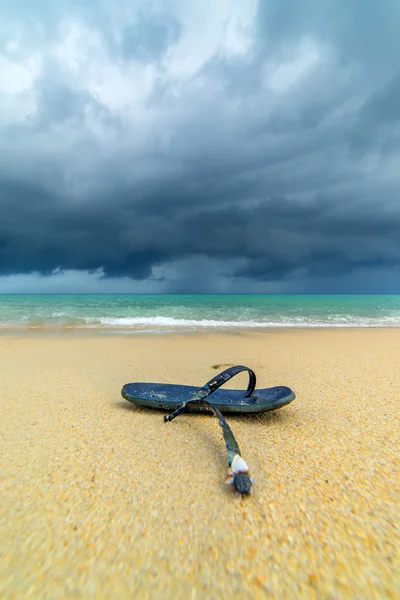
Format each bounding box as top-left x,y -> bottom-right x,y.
231,454 -> 249,475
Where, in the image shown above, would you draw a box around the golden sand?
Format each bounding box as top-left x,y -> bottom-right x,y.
1,330 -> 399,599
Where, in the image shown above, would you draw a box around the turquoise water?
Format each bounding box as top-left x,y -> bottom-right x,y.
0,294 -> 400,332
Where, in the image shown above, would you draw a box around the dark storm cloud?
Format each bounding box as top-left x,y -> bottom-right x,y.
1,0 -> 400,291
350,72 -> 400,152
2,176 -> 399,283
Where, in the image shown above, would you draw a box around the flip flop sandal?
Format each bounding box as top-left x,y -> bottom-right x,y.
121,365 -> 295,414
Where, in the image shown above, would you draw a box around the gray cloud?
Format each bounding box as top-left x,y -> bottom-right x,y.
121,12 -> 181,62
1,0 -> 400,292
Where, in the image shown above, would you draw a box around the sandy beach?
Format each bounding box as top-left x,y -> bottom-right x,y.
1,329 -> 399,599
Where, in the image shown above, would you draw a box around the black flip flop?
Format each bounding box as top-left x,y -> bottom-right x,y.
121,365 -> 295,414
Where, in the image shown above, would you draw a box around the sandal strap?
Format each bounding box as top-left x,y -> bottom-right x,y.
201,365 -> 256,399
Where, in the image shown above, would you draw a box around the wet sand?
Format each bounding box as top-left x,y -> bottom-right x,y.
1,330 -> 399,599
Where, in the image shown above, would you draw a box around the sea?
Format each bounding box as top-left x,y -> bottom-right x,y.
0,294 -> 400,334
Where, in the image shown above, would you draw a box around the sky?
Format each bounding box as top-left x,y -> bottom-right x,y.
1,0 -> 400,293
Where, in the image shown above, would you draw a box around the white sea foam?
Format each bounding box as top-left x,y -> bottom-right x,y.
85,316 -> 266,328
78,314 -> 400,329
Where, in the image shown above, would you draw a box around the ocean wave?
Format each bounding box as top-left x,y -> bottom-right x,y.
1,313 -> 400,330
81,316 -> 266,328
